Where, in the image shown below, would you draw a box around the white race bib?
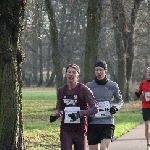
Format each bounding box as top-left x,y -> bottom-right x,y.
95,101 -> 111,118
64,107 -> 80,123
145,92 -> 150,101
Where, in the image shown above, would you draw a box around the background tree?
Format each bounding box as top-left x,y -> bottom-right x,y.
45,0 -> 63,89
21,0 -> 150,100
0,0 -> 26,149
22,0 -> 88,86
110,0 -> 143,101
84,0 -> 103,83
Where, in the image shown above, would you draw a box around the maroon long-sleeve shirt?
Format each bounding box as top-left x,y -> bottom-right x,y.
55,82 -> 98,134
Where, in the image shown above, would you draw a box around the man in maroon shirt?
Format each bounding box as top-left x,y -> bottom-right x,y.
50,63 -> 98,150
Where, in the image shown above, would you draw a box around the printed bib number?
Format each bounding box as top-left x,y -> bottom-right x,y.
145,92 -> 150,101
64,107 -> 80,123
95,101 -> 111,118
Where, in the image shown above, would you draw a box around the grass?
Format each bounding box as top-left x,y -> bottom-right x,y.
22,87 -> 143,150
114,102 -> 143,139
22,87 -> 60,150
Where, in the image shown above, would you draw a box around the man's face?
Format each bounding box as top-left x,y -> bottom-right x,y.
146,68 -> 150,80
95,66 -> 106,80
66,67 -> 79,83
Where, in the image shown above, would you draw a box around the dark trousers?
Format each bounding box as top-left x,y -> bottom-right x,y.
60,129 -> 87,150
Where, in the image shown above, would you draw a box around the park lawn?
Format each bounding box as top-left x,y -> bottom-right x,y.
22,88 -> 143,150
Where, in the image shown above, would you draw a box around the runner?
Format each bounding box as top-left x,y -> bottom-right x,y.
86,60 -> 124,150
50,63 -> 98,150
135,66 -> 150,150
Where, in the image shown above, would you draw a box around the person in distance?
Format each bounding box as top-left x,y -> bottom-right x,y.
135,66 -> 150,150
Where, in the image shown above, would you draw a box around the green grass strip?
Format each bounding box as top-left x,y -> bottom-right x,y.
22,88 -> 143,150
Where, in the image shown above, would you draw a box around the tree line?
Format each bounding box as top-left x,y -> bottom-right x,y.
0,0 -> 150,149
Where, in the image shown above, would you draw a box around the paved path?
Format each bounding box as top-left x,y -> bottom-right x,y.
109,122 -> 146,150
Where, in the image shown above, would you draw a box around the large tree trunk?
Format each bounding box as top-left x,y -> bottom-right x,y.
0,0 -> 26,149
125,0 -> 143,101
111,0 -> 143,101
45,0 -> 63,89
110,0 -> 127,99
84,0 -> 103,84
45,0 -> 63,109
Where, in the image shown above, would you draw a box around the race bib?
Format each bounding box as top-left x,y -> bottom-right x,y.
95,101 -> 111,118
64,107 -> 80,123
145,92 -> 150,101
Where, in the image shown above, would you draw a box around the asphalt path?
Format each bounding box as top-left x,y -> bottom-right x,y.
87,122 -> 146,150
109,122 -> 146,150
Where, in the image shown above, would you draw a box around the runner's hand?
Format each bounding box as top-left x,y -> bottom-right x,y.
50,115 -> 58,123
110,106 -> 118,114
93,105 -> 99,113
135,92 -> 141,98
68,111 -> 80,121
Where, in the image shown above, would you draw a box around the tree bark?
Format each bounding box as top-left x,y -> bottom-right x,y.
45,0 -> 63,89
110,0 -> 127,99
45,0 -> 63,109
111,0 -> 143,101
0,0 -> 26,149
84,0 -> 103,84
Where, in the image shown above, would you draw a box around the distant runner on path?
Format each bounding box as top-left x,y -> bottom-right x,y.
135,66 -> 150,150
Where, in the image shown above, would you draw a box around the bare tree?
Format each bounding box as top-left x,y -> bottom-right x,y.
0,0 -> 26,149
110,0 -> 143,101
45,0 -> 63,89
84,0 -> 103,83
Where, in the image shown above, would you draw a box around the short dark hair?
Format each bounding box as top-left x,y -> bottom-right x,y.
95,60 -> 107,70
